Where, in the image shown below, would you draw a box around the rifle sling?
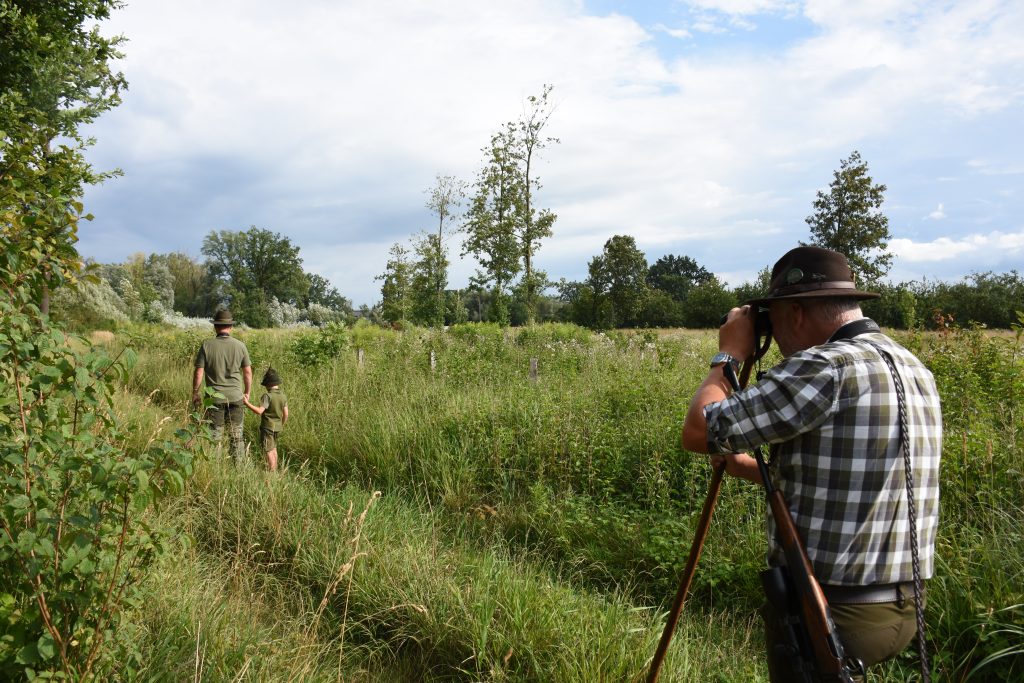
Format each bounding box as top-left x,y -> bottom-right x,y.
826,318 -> 930,681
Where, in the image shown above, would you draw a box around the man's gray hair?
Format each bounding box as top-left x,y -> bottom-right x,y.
804,297 -> 863,325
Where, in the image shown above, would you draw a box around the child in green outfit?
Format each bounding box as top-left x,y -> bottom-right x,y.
243,367 -> 289,471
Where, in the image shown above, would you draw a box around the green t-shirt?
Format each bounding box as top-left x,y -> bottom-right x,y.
259,387 -> 288,432
194,334 -> 251,403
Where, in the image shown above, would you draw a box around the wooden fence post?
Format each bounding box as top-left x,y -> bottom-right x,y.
529,357 -> 538,383
430,349 -> 436,373
357,347 -> 364,367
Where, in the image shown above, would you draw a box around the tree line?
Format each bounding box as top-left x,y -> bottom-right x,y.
53,226 -> 353,329
373,143 -> 1022,331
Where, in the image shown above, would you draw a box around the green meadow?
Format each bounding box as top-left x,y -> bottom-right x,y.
110,321 -> 1023,681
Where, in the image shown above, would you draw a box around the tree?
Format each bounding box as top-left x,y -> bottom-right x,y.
377,242 -> 413,325
588,235 -> 650,328
463,85 -> 559,325
647,254 -> 713,302
683,277 -> 737,328
732,266 -> 772,306
513,85 -> 559,324
2,3 -> 198,677
201,226 -> 309,327
1,0 -> 128,314
862,282 -> 917,329
640,289 -> 684,328
424,174 -> 466,323
556,278 -> 598,327
163,252 -> 207,316
804,151 -> 892,283
463,127 -> 523,325
411,233 -> 448,327
305,273 -> 351,314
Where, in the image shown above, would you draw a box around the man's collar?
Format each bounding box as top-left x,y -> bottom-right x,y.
828,318 -> 880,343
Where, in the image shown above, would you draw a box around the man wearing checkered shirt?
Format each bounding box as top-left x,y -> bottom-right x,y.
682,246 -> 941,681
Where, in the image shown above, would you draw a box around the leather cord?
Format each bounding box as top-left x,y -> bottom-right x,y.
873,344 -> 931,683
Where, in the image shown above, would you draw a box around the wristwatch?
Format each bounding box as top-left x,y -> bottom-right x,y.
709,352 -> 741,373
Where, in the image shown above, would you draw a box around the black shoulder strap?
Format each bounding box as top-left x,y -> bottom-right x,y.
828,318 -> 881,343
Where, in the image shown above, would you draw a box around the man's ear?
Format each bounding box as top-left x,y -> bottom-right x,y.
790,301 -> 806,330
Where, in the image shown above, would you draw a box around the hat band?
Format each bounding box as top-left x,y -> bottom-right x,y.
769,280 -> 857,297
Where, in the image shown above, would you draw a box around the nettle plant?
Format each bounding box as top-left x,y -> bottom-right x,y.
1,237 -> 198,677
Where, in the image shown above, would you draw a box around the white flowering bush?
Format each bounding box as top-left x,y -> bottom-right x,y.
268,296 -> 303,327
303,302 -> 347,327
51,279 -> 130,329
164,312 -> 215,330
142,299 -> 173,324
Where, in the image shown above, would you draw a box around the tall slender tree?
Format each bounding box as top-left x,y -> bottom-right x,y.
423,174 -> 466,326
463,127 -> 523,325
514,85 -> 559,324
463,85 -> 559,325
804,150 -> 892,283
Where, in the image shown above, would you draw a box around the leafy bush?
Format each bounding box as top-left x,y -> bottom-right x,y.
50,278 -> 130,330
289,322 -> 350,367
0,286 -> 199,679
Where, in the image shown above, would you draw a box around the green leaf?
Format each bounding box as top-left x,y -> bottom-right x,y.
36,633 -> 55,660
8,495 -> 30,509
16,640 -> 40,665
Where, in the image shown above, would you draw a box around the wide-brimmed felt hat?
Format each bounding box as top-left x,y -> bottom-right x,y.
211,309 -> 235,326
261,367 -> 281,387
746,246 -> 879,306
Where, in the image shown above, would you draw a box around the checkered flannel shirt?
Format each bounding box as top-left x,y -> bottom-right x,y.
704,324 -> 942,585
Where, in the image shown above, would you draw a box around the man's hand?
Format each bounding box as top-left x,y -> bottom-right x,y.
710,453 -> 763,484
719,305 -> 756,362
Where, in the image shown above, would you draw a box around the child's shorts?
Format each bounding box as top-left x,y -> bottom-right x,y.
260,428 -> 280,453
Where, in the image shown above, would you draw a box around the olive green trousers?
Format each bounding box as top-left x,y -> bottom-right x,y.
205,401 -> 245,461
761,587 -> 922,682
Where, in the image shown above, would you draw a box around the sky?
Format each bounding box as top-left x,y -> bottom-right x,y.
79,0 -> 1024,308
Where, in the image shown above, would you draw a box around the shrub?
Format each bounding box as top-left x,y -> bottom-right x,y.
289,322 -> 350,367
0,290 -> 199,679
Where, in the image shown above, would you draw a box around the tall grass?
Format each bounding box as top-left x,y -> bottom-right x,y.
114,321 -> 1024,680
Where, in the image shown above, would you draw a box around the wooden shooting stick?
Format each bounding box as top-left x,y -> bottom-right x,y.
645,359 -> 756,683
645,459 -> 724,683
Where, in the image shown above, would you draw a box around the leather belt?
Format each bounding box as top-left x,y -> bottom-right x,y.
821,581 -> 920,605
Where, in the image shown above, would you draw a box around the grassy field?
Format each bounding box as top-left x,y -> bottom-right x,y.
107,321 -> 1023,681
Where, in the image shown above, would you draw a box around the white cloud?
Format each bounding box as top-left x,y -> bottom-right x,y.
79,0 -> 1024,304
968,159 -> 1024,176
925,203 -> 946,220
682,0 -> 799,16
653,23 -> 692,39
890,230 -> 1024,263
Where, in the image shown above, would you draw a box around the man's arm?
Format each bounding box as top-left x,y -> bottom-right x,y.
711,454 -> 763,484
283,405 -> 289,425
243,365 -> 252,401
192,367 -> 204,405
681,305 -> 763,484
682,366 -> 733,453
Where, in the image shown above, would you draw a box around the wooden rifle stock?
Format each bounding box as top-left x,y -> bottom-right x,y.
765,487 -> 855,680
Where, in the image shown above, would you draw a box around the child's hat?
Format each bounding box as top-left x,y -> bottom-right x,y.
261,367 -> 281,386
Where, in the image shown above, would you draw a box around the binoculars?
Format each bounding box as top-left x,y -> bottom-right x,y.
720,307 -> 774,363
719,307 -> 772,337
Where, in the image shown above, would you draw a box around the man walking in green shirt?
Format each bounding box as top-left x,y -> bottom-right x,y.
193,309 -> 252,462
